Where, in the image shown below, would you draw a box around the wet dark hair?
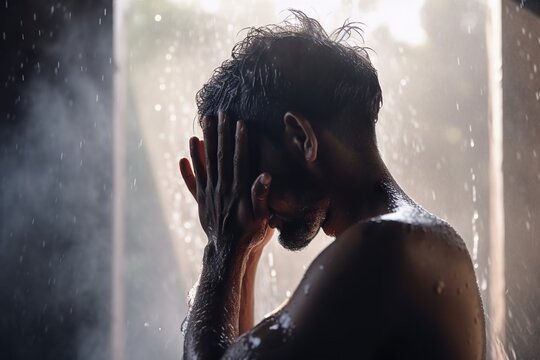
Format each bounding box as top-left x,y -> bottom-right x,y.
196,9 -> 383,147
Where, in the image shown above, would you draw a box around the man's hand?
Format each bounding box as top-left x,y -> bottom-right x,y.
179,112 -> 274,358
179,111 -> 272,256
180,112 -> 275,338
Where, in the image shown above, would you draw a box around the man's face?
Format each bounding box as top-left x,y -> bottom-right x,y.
248,123 -> 329,251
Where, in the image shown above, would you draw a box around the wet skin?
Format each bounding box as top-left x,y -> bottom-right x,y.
179,111 -> 486,359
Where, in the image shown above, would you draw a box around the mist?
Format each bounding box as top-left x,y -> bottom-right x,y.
0,1 -> 113,359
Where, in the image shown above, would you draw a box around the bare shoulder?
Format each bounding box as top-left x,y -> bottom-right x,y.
225,207 -> 485,359
302,206 -> 486,359
322,205 -> 473,271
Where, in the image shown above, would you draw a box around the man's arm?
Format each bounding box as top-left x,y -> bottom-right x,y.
238,241 -> 265,334
180,112 -> 276,359
183,235 -> 247,358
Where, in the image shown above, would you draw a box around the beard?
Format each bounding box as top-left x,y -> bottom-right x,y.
277,205 -> 326,251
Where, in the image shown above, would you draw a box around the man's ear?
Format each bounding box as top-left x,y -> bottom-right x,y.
283,112 -> 318,163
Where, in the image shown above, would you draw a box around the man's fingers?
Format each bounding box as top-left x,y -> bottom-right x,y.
189,137 -> 205,192
233,121 -> 249,191
217,111 -> 234,187
197,139 -> 207,180
202,115 -> 218,186
179,157 -> 197,199
251,173 -> 271,219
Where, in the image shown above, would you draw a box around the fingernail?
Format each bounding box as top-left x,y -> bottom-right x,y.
236,121 -> 242,135
261,173 -> 271,186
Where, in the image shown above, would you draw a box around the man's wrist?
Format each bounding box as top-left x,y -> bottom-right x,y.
204,235 -> 251,273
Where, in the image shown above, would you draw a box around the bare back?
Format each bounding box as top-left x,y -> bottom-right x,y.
225,206 -> 486,359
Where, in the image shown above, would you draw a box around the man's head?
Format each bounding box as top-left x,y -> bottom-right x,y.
196,10 -> 383,250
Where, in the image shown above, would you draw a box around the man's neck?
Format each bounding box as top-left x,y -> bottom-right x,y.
320,142 -> 413,237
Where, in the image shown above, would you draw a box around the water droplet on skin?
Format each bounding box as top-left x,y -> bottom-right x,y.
319,264 -> 324,270
278,312 -> 293,331
303,284 -> 310,295
248,335 -> 261,349
457,288 -> 462,295
481,278 -> 487,291
435,280 -> 445,295
181,317 -> 188,335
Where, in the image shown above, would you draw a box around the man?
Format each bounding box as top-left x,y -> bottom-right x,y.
179,11 -> 485,359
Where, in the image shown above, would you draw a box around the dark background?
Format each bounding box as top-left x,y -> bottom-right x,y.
0,1 -> 114,359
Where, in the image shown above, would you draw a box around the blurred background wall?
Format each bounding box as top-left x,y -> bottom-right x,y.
502,1 -> 540,358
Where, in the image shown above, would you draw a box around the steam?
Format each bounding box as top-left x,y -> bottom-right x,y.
0,6 -> 113,359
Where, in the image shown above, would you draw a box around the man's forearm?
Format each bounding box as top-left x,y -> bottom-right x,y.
239,247 -> 264,334
184,242 -> 248,359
